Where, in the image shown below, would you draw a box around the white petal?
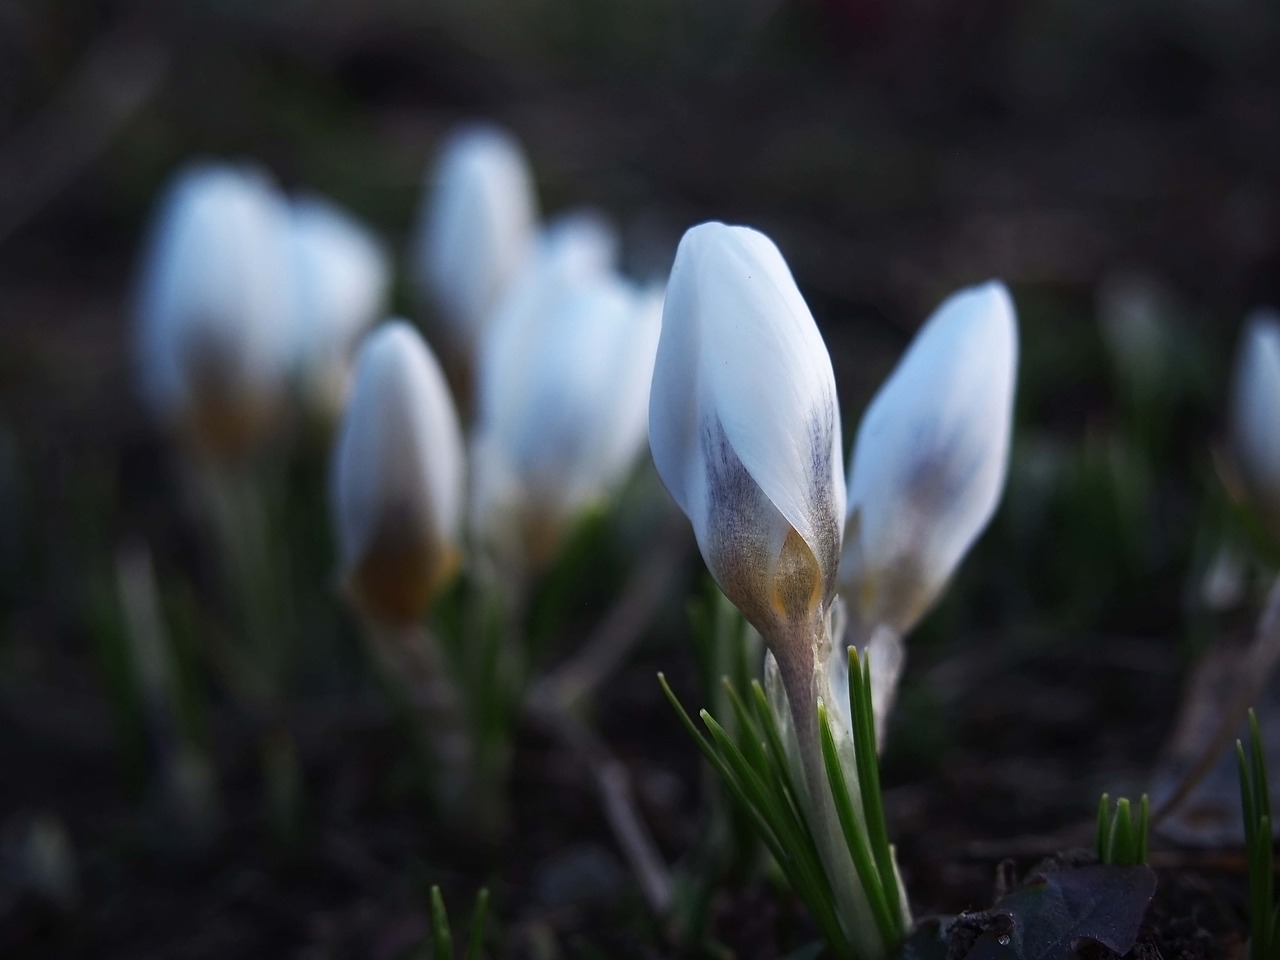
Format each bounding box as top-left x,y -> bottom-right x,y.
473,246 -> 661,554
650,222 -> 844,602
288,194 -> 390,378
1231,309 -> 1280,524
134,162 -> 293,424
331,320 -> 465,575
842,280 -> 1017,633
412,124 -> 538,355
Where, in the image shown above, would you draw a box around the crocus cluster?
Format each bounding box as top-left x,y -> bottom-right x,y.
134,162 -> 390,460
331,126 -> 663,625
649,221 -> 1018,955
650,221 -> 1018,738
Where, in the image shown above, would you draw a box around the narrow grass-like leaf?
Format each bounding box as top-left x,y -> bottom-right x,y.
702,712 -> 852,957
659,674 -> 850,956
1111,798 -> 1134,864
465,888 -> 489,960
850,648 -> 905,933
750,681 -> 812,826
723,680 -> 770,775
430,886 -> 453,960
818,701 -> 897,946
699,713 -> 833,905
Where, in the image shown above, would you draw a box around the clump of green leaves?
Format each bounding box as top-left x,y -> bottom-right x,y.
675,585 -> 766,936
659,647 -> 907,960
1238,709 -> 1279,960
423,886 -> 490,960
1095,793 -> 1149,866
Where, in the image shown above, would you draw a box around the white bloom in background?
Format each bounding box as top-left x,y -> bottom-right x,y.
287,194 -> 390,417
1231,310 -> 1280,531
411,124 -> 538,367
331,320 -> 465,624
648,221 -> 845,688
473,219 -> 659,567
1097,272 -> 1173,400
134,161 -> 293,459
841,281 -> 1018,638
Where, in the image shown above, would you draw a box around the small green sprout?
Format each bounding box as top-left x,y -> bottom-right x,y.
1095,793 -> 1149,866
425,886 -> 490,960
659,646 -> 907,960
1237,709 -> 1279,960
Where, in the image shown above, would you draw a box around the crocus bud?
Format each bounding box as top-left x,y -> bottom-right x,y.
331,321 -> 465,625
1230,310 -> 1280,532
287,194 -> 390,417
134,162 -> 293,460
841,281 -> 1018,638
411,124 -> 538,371
473,221 -> 660,568
649,222 -> 845,684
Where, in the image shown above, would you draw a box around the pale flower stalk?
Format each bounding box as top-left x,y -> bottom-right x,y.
839,281 -> 1018,735
1230,310 -> 1280,537
134,161 -> 294,461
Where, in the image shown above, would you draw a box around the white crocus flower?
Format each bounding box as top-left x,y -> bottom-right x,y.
411,124 -> 538,372
331,320 -> 465,625
839,281 -> 1018,730
134,161 -> 293,460
287,194 -> 390,418
473,219 -> 660,569
649,221 -> 845,714
650,222 -> 901,952
1231,310 -> 1280,533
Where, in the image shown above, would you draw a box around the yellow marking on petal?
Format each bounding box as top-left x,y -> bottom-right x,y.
348,532 -> 460,626
769,527 -> 822,623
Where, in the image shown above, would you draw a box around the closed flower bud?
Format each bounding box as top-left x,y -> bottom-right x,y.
287,194 -> 391,417
841,281 -> 1018,637
473,221 -> 660,568
331,321 -> 465,624
1230,310 -> 1280,533
411,124 -> 538,371
134,162 -> 293,460
648,222 -> 845,682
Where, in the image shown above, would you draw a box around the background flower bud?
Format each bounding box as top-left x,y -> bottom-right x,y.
841,281 -> 1018,636
287,194 -> 391,419
411,124 -> 538,370
134,161 -> 293,460
331,320 -> 465,624
472,220 -> 660,568
1230,309 -> 1280,533
648,222 -> 845,672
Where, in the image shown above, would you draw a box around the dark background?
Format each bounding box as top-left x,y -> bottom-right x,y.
2,0 -> 1279,956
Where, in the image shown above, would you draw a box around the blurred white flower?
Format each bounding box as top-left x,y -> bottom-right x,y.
134,161 -> 293,459
648,221 -> 845,681
1097,273 -> 1173,400
411,124 -> 538,369
1230,309 -> 1280,532
331,320 -> 465,624
840,281 -> 1018,641
473,219 -> 659,568
287,194 -> 391,418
